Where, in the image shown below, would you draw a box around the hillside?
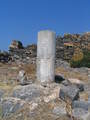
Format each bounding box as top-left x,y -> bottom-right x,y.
0,32 -> 90,66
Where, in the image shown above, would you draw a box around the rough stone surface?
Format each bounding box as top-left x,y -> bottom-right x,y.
1,97 -> 25,118
9,40 -> 24,50
12,84 -> 42,102
72,108 -> 90,120
0,51 -> 11,63
72,100 -> 90,110
62,79 -> 84,92
9,43 -> 37,64
37,30 -> 56,83
0,32 -> 89,120
53,106 -> 66,116
76,83 -> 84,92
59,85 -> 79,103
62,80 -> 72,86
0,32 -> 90,64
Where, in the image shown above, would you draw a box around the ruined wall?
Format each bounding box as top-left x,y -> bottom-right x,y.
56,33 -> 90,61
0,32 -> 90,63
9,41 -> 37,64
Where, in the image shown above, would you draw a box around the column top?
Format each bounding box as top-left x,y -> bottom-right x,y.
38,30 -> 56,35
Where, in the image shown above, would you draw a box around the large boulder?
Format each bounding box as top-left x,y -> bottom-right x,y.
9,40 -> 24,50
12,84 -> 43,102
59,85 -> 79,104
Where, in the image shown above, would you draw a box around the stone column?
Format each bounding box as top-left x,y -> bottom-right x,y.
37,30 -> 56,83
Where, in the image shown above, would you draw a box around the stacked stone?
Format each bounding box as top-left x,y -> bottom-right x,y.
9,41 -> 37,64
59,76 -> 90,119
0,51 -> 11,63
56,33 -> 90,61
56,36 -> 64,59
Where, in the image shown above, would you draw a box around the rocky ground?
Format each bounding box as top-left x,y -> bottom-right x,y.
0,39 -> 89,120
0,61 -> 89,120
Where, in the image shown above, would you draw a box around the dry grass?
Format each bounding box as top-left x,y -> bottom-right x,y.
56,67 -> 88,83
0,63 -> 36,84
80,91 -> 88,101
19,64 -> 36,80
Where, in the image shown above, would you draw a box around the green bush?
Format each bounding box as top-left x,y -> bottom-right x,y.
70,50 -> 90,68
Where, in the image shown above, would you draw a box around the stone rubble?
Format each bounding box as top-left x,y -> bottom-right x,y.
0,32 -> 90,64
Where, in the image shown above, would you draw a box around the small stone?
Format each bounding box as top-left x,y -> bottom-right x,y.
17,70 -> 29,85
62,79 -> 84,92
62,80 -> 71,86
76,83 -> 84,92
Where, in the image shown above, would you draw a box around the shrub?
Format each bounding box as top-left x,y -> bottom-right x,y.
70,50 -> 90,68
72,48 -> 84,62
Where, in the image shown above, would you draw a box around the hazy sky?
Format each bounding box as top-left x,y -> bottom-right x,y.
0,0 -> 90,50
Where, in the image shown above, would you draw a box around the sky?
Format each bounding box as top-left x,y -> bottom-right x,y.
0,0 -> 90,50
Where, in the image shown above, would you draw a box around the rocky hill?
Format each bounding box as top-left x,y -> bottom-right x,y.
0,32 -> 90,65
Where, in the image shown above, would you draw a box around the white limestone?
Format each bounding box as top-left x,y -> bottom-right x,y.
37,30 -> 56,83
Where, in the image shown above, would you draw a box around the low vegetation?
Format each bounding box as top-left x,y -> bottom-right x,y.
70,50 -> 90,68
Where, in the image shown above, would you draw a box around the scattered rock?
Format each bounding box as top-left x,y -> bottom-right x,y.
0,51 -> 11,63
9,43 -> 36,64
17,70 -> 29,85
1,97 -> 25,118
62,79 -> 84,92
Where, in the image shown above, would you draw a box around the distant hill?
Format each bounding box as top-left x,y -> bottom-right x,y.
0,32 -> 90,66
